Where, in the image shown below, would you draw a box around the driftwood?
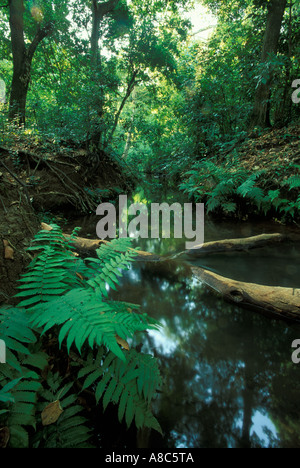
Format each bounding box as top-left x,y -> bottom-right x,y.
192,266 -> 300,320
185,233 -> 288,256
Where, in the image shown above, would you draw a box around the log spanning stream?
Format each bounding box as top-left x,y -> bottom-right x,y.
62,215 -> 300,448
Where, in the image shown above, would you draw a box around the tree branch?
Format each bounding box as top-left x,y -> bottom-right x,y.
95,0 -> 119,17
106,69 -> 139,144
27,21 -> 55,62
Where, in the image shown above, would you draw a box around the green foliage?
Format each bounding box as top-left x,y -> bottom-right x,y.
15,225 -> 82,308
32,372 -> 93,448
0,304 -> 46,447
29,287 -> 157,361
0,226 -> 162,447
78,348 -> 162,433
180,158 -> 300,220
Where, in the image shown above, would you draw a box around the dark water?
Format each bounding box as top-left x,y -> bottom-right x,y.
65,213 -> 300,448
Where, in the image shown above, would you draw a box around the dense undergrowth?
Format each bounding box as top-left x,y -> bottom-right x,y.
176,121 -> 300,223
180,155 -> 300,222
0,225 -> 162,448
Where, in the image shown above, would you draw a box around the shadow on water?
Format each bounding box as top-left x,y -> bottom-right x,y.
65,205 -> 300,448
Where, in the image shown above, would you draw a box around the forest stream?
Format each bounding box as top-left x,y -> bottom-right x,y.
63,210 -> 300,449
1,0 -> 300,451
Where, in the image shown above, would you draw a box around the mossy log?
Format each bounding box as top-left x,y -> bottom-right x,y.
192,266 -> 300,320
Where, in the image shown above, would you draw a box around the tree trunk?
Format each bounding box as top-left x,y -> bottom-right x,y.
184,233 -> 289,256
89,0 -> 119,148
106,69 -> 138,145
90,0 -> 119,69
8,0 -> 54,126
8,0 -> 27,125
274,2 -> 293,127
249,0 -> 287,129
91,0 -> 102,71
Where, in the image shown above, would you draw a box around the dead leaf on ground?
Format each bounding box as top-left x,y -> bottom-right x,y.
3,240 -> 14,260
41,400 -> 63,426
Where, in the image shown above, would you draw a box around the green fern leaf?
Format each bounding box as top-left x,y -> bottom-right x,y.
80,349 -> 162,433
29,288 -> 157,360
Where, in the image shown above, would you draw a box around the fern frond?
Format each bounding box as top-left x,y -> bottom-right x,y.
27,224 -> 74,252
86,239 -> 138,291
210,179 -> 236,198
0,365 -> 41,447
206,196 -> 222,213
236,171 -> 264,198
283,175 -> 300,190
14,225 -> 84,308
15,246 -> 82,307
221,201 -> 237,213
28,288 -> 159,360
0,306 -> 37,368
78,349 -> 162,433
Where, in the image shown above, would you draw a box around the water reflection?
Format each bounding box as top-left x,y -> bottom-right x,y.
112,260 -> 300,448
65,209 -> 300,448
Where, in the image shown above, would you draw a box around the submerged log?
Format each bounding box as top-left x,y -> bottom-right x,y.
185,233 -> 287,256
192,266 -> 300,320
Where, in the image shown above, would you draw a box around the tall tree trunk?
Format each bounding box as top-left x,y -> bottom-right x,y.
90,0 -> 119,70
8,0 -> 54,126
91,0 -> 102,71
274,1 -> 293,127
89,0 -> 119,148
8,0 -> 27,124
249,0 -> 287,129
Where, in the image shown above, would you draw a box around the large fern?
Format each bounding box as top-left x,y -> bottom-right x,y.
0,225 -> 163,446
180,157 -> 300,220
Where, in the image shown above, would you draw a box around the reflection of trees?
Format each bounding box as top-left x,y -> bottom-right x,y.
112,260 -> 300,448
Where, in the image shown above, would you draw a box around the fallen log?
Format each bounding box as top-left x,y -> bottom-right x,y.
40,222 -> 300,318
185,233 -> 287,256
192,266 -> 300,320
40,222 -> 162,261
41,222 -> 105,251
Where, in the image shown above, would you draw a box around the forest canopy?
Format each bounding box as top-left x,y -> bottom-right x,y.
1,0 -> 299,156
